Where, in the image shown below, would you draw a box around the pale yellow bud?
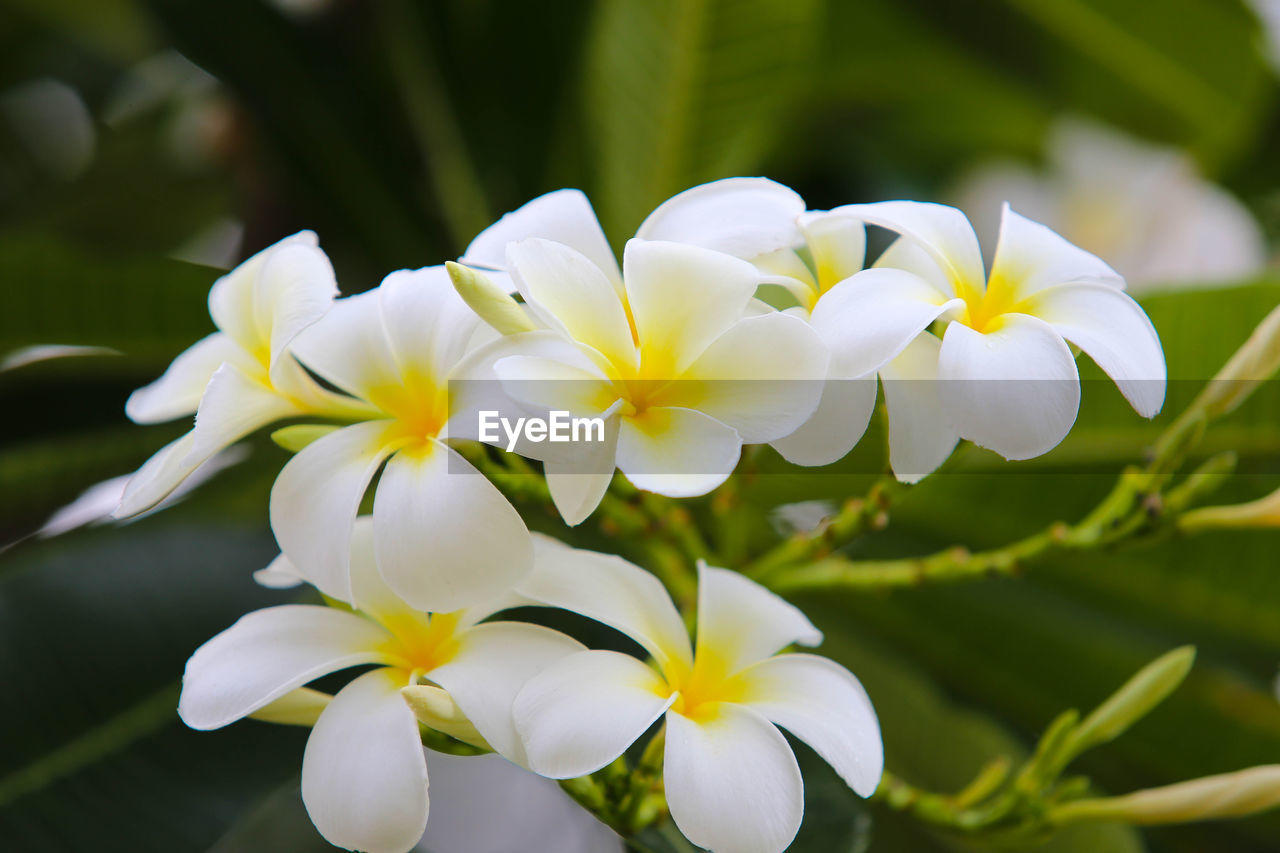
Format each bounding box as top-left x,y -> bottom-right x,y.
248,686 -> 330,726
1178,486 -> 1280,533
400,684 -> 491,750
445,261 -> 536,335
1050,765 -> 1280,826
271,423 -> 340,453
1192,301 -> 1280,420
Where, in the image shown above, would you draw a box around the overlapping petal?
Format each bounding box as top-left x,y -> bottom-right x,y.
663,703 -> 804,853
426,621 -> 586,764
636,177 -> 805,259
622,240 -> 760,376
694,565 -> 822,676
371,439 -> 531,613
301,668 -> 428,853
809,267 -> 963,379
463,188 -> 622,285
616,406 -> 741,498
1025,281 -> 1166,417
289,289 -> 401,404
269,420 -> 399,601
768,377 -> 877,467
178,605 -> 392,730
520,535 -> 692,671
987,204 -> 1124,303
817,201 -> 985,298
938,313 -> 1081,460
125,332 -> 242,424
737,653 -> 883,797
514,649 -> 675,779
880,333 -> 958,483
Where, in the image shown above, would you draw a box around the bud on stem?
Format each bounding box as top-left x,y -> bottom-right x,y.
1049,766 -> 1280,826
248,686 -> 330,726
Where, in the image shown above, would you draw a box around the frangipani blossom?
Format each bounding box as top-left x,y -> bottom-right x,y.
639,180 -> 885,467
464,180 -> 883,467
953,119 -> 1267,293
270,266 -> 531,613
471,236 -> 827,524
117,231 -> 371,516
514,538 -> 883,853
805,201 -> 1167,474
179,520 -> 582,853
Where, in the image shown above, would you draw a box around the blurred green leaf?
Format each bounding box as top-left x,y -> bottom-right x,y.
583,0 -> 822,236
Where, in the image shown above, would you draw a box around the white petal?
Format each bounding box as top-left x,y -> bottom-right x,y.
737,653 -> 883,797
418,750 -> 624,853
208,231 -> 319,353
622,239 -> 760,376
372,439 -> 531,613
616,406 -> 741,498
463,189 -> 621,284
256,241 -> 340,380
179,604 -> 392,730
880,333 -> 958,483
873,234 -> 954,296
668,313 -> 828,443
506,238 -> 637,372
545,412 -> 622,526
817,201 -> 986,298
290,288 -> 401,402
253,552 -> 304,589
115,432 -> 201,518
1024,282 -> 1166,417
426,621 -> 585,764
270,420 -> 399,602
636,177 -> 806,259
809,267 -> 964,378
187,363 -> 301,463
125,332 -> 241,424
663,703 -> 803,853
378,266 -> 480,382
520,534 -> 693,672
768,376 -> 877,467
938,314 -> 1080,460
988,204 -> 1124,304
302,668 -> 428,853
514,649 -> 674,779
694,565 -> 821,675
799,214 -> 866,291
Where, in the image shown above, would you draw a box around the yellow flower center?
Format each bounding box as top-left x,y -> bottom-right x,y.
380,611 -> 463,674
364,368 -> 450,444
959,272 -> 1021,335
660,652 -> 745,722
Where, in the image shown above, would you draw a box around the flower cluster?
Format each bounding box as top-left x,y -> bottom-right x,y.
121,178 -> 1167,852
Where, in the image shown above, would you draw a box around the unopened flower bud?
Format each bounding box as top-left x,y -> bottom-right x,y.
445,261 -> 535,335
401,684 -> 491,750
248,686 -> 330,726
1050,765 -> 1280,826
1179,486 -> 1280,533
1192,301 -> 1280,420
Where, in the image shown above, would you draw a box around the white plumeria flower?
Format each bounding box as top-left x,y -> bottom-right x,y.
470,236 -> 827,525
513,537 -> 883,853
179,520 -> 583,853
117,231 -> 370,516
953,119 -> 1267,293
464,180 -> 885,468
270,265 -> 531,613
640,181 -> 891,467
804,201 -> 1168,476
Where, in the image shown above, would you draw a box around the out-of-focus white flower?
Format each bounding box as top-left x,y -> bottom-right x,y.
415,749 -> 623,853
1,77 -> 95,180
117,231 -> 371,517
805,201 -> 1167,478
514,538 -> 883,853
468,236 -> 827,524
1248,1 -> 1280,73
36,446 -> 249,539
180,520 -> 582,853
270,266 -> 532,612
0,344 -> 118,372
953,119 -> 1267,293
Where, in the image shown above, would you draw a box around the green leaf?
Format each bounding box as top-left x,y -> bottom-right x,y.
0,519 -> 307,849
582,0 -> 822,236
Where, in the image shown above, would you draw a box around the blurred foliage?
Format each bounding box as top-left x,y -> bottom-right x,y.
2,0 -> 1280,851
